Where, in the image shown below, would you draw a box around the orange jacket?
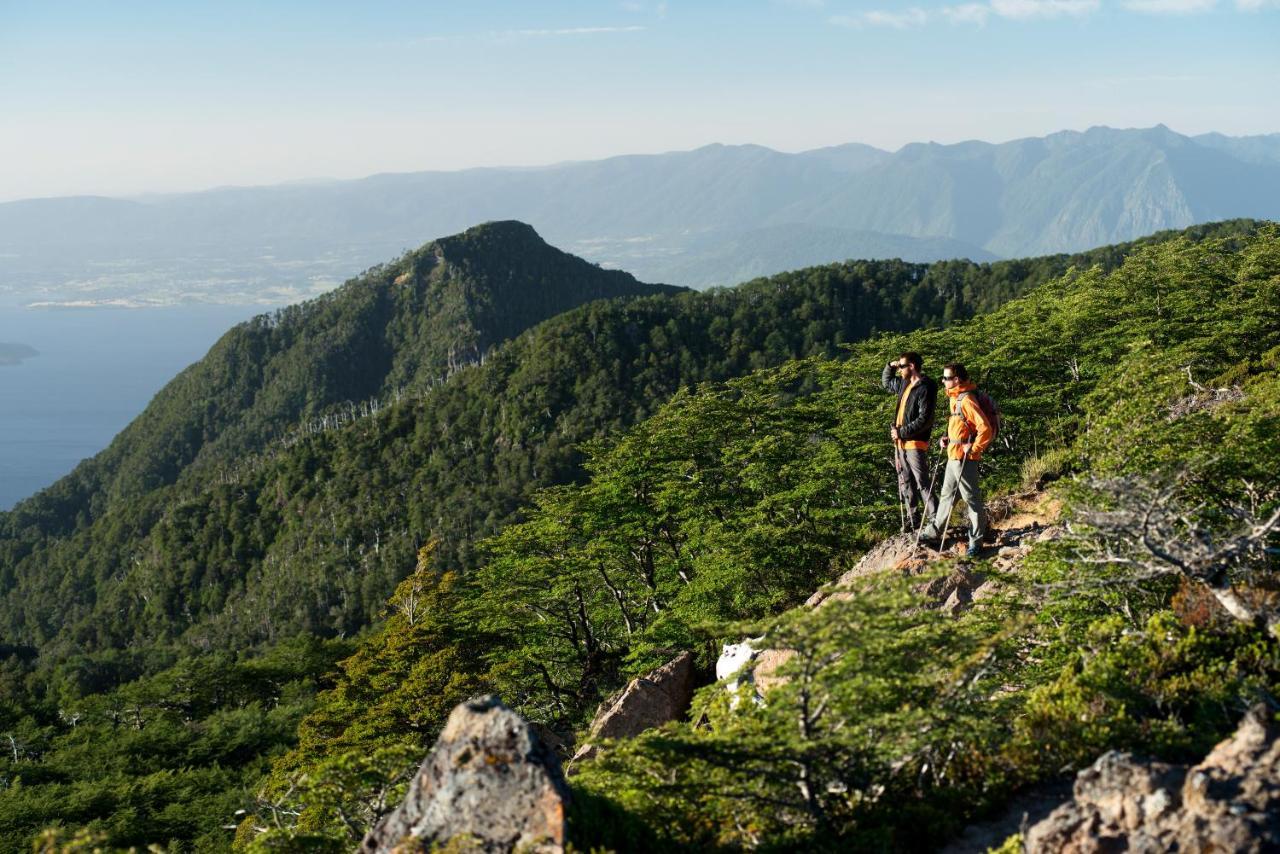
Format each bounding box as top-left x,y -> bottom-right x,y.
945,381 -> 994,461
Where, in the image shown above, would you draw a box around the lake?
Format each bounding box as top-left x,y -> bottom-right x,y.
0,305 -> 273,510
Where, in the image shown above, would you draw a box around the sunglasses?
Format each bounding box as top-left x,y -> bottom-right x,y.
942,375 -> 957,381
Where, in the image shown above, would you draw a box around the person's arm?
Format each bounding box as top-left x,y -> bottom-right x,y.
881,362 -> 902,394
962,395 -> 994,457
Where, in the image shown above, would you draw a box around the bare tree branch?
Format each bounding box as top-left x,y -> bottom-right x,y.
1067,475 -> 1280,637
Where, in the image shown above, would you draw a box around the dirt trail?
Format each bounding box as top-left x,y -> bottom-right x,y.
805,489 -> 1063,612
754,490 -> 1065,692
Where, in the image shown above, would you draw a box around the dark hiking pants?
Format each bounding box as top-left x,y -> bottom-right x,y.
920,458 -> 987,548
896,447 -> 938,531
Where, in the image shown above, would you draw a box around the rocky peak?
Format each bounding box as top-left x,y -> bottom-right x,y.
1024,705 -> 1280,852
361,695 -> 571,854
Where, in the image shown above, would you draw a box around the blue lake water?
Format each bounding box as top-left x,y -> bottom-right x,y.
0,305 -> 272,510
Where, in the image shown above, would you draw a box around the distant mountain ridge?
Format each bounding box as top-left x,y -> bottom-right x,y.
2,126 -> 1276,300
3,221 -> 680,540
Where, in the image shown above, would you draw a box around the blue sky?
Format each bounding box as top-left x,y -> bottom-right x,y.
2,0 -> 1277,201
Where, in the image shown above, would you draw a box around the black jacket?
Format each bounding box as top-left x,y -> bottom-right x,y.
881,364 -> 938,443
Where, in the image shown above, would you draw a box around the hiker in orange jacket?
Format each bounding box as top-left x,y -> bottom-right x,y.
918,363 -> 993,555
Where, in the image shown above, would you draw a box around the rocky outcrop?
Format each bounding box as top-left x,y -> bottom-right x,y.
361,695 -> 571,854
806,533 -> 929,608
918,566 -> 989,616
725,492 -> 1065,701
571,652 -> 696,765
1025,705 -> 1280,853
752,648 -> 797,695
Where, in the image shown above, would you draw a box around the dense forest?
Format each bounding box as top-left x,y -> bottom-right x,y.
259,225 -> 1280,850
3,221 -> 1253,658
0,219 -> 1272,851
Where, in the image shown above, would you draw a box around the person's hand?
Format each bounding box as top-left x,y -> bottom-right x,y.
937,436 -> 949,452
889,427 -> 899,442
960,443 -> 972,457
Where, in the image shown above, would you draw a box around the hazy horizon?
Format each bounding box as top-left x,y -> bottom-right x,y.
4,123 -> 1278,205
4,0 -> 1278,203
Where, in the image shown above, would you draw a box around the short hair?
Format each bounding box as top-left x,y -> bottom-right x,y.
899,352 -> 923,370
943,363 -> 969,381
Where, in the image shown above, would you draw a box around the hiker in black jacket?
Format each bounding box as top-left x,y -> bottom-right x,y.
882,352 -> 938,532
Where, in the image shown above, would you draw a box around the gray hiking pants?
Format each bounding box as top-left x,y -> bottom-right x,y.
896,447 -> 938,531
920,458 -> 987,547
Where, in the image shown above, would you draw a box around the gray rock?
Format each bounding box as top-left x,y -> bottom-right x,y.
570,651 -> 696,766
920,567 -> 984,615
1024,705 -> 1280,853
361,695 -> 570,854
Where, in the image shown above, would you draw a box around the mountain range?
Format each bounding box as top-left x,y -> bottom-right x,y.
2,126 -> 1277,303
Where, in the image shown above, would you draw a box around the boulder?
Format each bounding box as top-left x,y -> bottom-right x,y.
1024,706 -> 1280,853
808,533 -> 928,608
361,695 -> 570,854
570,651 -> 695,765
752,648 -> 797,695
917,567 -> 985,616
1180,705 -> 1280,848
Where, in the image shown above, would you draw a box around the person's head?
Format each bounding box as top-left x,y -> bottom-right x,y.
896,352 -> 923,378
941,363 -> 968,388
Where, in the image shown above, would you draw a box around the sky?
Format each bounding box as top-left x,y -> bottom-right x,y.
2,0 -> 1278,202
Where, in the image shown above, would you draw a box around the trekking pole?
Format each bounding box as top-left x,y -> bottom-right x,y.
893,448 -> 906,534
913,455 -> 943,550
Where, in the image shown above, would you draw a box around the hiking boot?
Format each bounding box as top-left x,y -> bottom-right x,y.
964,541 -> 985,557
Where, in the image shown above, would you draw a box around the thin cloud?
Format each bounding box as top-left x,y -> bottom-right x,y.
989,0 -> 1100,17
619,1 -> 669,13
1088,73 -> 1207,85
830,0 -> 1236,31
1235,0 -> 1279,8
501,26 -> 648,37
830,7 -> 930,27
832,0 -> 1099,29
1123,0 -> 1217,11
942,3 -> 994,23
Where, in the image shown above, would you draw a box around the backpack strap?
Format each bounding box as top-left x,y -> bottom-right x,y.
953,391 -> 975,436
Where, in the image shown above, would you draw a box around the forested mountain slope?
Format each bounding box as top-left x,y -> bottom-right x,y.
265,225 -> 1280,852
3,223 -> 1252,664
2,220 -> 682,541
0,220 -> 1270,852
